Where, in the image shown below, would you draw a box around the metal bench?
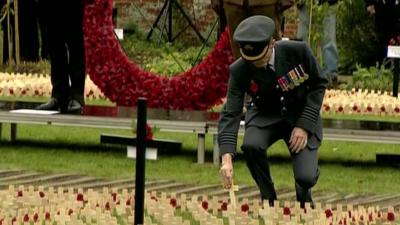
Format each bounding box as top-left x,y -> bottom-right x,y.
1,102 -> 400,165
0,109 -> 208,163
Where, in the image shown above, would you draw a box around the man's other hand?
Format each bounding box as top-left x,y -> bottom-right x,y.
219,153 -> 233,189
289,127 -> 308,153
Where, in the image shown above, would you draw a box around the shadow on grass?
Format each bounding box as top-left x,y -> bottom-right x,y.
0,139 -> 125,153
1,139 -> 399,169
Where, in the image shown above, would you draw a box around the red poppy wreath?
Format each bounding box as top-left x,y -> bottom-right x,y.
83,0 -> 233,110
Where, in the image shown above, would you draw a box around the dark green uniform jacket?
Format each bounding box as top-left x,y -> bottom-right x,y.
218,40 -> 328,156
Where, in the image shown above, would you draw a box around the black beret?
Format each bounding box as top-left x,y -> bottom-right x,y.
233,15 -> 275,61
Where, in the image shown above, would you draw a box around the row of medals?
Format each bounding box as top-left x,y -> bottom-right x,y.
277,64 -> 309,92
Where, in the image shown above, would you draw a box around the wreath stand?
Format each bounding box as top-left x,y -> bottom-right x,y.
146,0 -> 205,43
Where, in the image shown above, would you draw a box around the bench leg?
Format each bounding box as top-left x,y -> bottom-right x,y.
11,123 -> 17,142
213,134 -> 220,165
197,133 -> 205,164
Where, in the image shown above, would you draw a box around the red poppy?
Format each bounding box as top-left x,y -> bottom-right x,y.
395,107 -> 400,113
76,193 -> 84,202
283,207 -> 291,215
112,192 -> 117,202
17,191 -> 23,197
250,81 -> 259,93
33,213 -> 39,222
201,201 -> 209,210
68,209 -> 74,215
380,106 -> 385,112
39,191 -> 45,198
23,214 -> 29,222
126,198 -> 132,206
366,106 -> 373,112
45,212 -> 51,220
146,124 -> 153,141
105,202 -> 111,210
387,212 -> 395,221
241,203 -> 249,213
220,202 -> 228,211
325,209 -> 333,218
170,198 -> 177,208
338,106 -> 344,112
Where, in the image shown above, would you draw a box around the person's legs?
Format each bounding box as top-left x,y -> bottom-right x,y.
65,0 -> 86,106
283,129 -> 320,206
36,1 -> 70,111
223,3 -> 248,60
251,5 -> 282,39
241,125 -> 280,204
296,5 -> 309,42
322,5 -> 338,81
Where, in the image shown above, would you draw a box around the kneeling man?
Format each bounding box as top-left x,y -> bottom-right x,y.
218,15 -> 328,207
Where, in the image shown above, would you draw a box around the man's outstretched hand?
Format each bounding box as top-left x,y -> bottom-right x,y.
219,153 -> 233,189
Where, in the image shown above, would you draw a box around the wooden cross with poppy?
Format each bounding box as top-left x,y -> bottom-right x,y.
228,182 -> 239,210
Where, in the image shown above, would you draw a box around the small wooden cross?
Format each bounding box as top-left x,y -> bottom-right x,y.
228,183 -> 239,210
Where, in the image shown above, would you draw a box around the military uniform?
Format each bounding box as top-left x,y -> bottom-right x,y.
223,0 -> 283,59
218,16 -> 328,204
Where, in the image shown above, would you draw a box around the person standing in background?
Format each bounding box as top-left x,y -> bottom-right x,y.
366,0 -> 400,65
211,0 -> 291,60
296,0 -> 339,86
36,0 -> 86,114
211,0 -> 228,39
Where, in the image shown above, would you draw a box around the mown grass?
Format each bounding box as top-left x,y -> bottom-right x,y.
0,123 -> 399,195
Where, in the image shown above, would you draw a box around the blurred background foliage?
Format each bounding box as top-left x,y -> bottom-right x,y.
300,0 -> 379,75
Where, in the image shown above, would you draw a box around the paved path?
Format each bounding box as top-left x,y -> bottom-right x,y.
0,170 -> 399,210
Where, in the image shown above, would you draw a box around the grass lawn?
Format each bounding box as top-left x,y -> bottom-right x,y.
0,123 -> 399,195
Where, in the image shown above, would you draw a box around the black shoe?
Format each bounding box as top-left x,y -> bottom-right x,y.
268,198 -> 275,207
63,99 -> 83,114
36,98 -> 60,111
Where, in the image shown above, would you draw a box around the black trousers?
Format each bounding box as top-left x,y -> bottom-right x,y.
44,0 -> 86,107
241,120 -> 320,203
